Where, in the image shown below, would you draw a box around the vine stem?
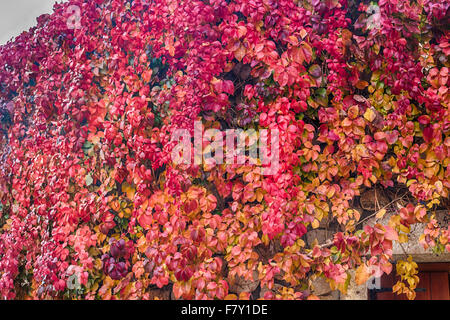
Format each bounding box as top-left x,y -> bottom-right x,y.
354,193 -> 408,228
307,193 -> 409,256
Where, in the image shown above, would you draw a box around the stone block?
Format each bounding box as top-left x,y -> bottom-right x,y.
311,276 -> 332,296
306,230 -> 329,246
341,270 -> 368,300
228,271 -> 260,295
320,290 -> 340,300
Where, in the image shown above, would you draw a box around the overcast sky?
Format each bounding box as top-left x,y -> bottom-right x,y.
0,0 -> 63,45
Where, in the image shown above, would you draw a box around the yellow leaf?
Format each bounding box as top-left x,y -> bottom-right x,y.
311,219 -> 320,229
326,187 -> 335,198
239,292 -> 251,300
237,26 -> 247,38
262,234 -> 269,246
399,224 -> 410,233
406,179 -> 417,187
398,233 -> 409,243
406,290 -> 416,300
121,183 -> 136,200
440,234 -> 448,245
256,188 -> 264,202
299,28 -> 308,39
364,108 -> 376,122
355,264 -> 370,285
89,282 -> 99,292
123,207 -> 132,218
376,208 -> 387,219
435,181 -> 443,193
234,44 -> 246,62
97,233 -> 106,244
356,80 -> 369,90
393,281 -> 404,294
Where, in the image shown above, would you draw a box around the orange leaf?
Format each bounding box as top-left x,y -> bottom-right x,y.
290,47 -> 305,64
355,264 -> 370,285
301,42 -> 313,63
375,208 -> 387,219
356,80 -> 369,90
384,226 -> 398,241
363,108 -> 376,122
235,44 -> 246,62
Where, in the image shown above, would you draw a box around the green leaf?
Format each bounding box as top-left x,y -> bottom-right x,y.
316,88 -> 327,97
82,141 -> 93,150
309,64 -> 322,78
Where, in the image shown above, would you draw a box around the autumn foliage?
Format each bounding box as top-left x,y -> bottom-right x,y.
0,0 -> 448,300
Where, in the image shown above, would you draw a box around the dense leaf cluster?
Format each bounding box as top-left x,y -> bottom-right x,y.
0,0 -> 448,300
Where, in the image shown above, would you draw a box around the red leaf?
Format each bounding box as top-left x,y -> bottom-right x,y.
383,226 -> 398,241
385,131 -> 399,144
423,126 -> 433,143
222,80 -> 235,95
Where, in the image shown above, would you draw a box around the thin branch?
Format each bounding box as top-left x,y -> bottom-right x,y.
306,240 -> 334,257
355,193 -> 408,228
307,193 -> 410,257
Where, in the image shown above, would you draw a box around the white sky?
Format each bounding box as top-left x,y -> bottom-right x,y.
0,0 -> 63,45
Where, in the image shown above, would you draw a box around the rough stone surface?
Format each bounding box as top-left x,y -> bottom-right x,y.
392,221 -> 450,262
320,290 -> 340,300
311,277 -> 332,296
364,209 -> 450,262
149,287 -> 171,300
341,270 -> 368,300
228,271 -> 260,295
359,188 -> 390,211
255,241 -> 283,264
259,284 -> 283,299
340,210 -> 450,300
306,230 -> 329,247
377,210 -> 450,262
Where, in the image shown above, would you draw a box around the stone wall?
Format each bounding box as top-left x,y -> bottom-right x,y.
148,208 -> 448,300
339,210 -> 450,300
